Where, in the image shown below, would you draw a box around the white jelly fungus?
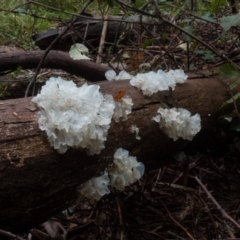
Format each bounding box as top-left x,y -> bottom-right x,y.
105,70 -> 132,81
78,171 -> 110,204
78,148 -> 145,202
105,69 -> 188,96
130,69 -> 188,96
109,148 -> 145,191
130,125 -> 141,140
113,95 -> 133,122
152,107 -> 201,141
32,77 -> 115,155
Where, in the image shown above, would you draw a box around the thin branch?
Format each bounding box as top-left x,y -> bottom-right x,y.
195,176 -> 240,230
161,201 -> 195,240
116,197 -> 124,240
96,6 -> 109,64
0,229 -> 25,240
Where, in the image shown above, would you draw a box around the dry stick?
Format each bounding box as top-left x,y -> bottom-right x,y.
116,197 -> 124,240
167,231 -> 187,240
195,176 -> 240,230
96,6 -> 109,64
161,201 -> 195,240
0,229 -> 25,240
198,195 -> 218,237
25,0 -> 94,97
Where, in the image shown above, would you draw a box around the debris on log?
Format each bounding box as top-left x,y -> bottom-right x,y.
0,77 -> 230,231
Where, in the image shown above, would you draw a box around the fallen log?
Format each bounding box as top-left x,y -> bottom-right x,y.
0,77 -> 229,231
0,51 -> 111,82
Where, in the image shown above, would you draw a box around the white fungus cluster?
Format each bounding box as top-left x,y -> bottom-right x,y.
105,70 -> 132,81
32,77 -> 115,155
109,148 -> 145,191
78,171 -> 110,204
130,69 -> 188,96
113,96 -> 133,122
152,107 -> 201,141
78,148 -> 145,202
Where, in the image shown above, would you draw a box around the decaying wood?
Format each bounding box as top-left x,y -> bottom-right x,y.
0,51 -> 111,82
0,77 -> 229,231
32,15 -> 145,51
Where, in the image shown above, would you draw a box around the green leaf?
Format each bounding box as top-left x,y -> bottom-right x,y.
143,39 -> 154,49
161,33 -> 168,40
200,12 -> 216,23
210,0 -> 225,13
182,18 -> 192,23
220,15 -> 240,33
220,92 -> 240,110
219,63 -> 240,82
107,0 -> 115,7
202,50 -> 215,61
69,44 -> 90,60
230,79 -> 240,90
134,0 -> 146,8
182,26 -> 195,41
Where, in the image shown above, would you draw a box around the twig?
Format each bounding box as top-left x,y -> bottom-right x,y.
0,229 -> 25,240
96,6 -> 109,64
156,182 -> 196,192
116,197 -> 124,240
198,195 -> 218,237
117,0 -> 240,71
195,176 -> 240,230
167,230 -> 187,240
161,201 -> 195,240
25,0 -> 94,97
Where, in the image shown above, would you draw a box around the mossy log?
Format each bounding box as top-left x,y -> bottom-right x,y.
0,77 -> 229,231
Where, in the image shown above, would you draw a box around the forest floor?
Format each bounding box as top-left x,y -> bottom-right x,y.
2,4 -> 240,239
9,128 -> 240,239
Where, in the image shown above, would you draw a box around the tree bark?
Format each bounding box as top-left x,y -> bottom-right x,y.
0,51 -> 111,82
0,77 -> 229,231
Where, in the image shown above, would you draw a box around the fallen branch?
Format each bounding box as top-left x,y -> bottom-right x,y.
0,77 -> 232,231
0,51 -> 111,82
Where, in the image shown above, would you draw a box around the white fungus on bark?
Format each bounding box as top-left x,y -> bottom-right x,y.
78,171 -> 110,204
32,77 -> 134,155
152,107 -> 201,141
105,70 -> 132,81
32,77 -> 116,155
130,69 -> 188,96
78,148 -> 145,203
105,69 -> 188,96
130,125 -> 141,140
113,95 -> 133,122
109,148 -> 145,191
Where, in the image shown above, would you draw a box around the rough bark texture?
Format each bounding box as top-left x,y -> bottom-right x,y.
0,51 -> 111,82
0,78 -> 229,231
